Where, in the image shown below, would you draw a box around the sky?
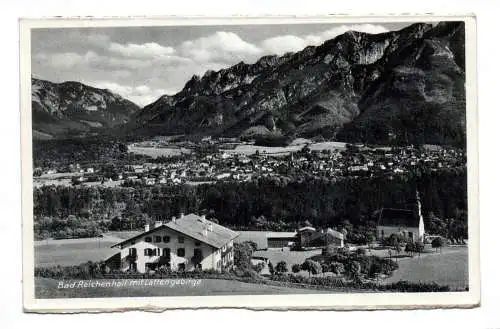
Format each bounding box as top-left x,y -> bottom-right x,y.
31,22 -> 412,106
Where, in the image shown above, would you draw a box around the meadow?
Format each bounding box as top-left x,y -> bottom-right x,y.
128,145 -> 192,158
35,277 -> 327,298
382,246 -> 468,290
34,232 -> 140,267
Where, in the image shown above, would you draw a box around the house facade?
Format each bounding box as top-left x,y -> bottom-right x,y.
110,213 -> 239,273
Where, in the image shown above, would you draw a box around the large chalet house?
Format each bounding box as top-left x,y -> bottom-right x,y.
109,213 -> 239,273
376,191 -> 425,242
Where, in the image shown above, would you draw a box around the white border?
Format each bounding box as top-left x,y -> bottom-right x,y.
20,14 -> 479,312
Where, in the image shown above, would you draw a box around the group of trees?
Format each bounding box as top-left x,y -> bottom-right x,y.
34,215 -> 105,240
33,167 -> 467,240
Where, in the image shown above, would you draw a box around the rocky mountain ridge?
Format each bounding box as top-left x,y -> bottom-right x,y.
129,21 -> 466,147
32,78 -> 140,139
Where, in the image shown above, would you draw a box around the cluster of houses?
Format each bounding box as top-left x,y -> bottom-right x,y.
109,191 -> 425,274
34,141 -> 465,187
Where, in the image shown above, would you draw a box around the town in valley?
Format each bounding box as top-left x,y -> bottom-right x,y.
31,20 -> 469,298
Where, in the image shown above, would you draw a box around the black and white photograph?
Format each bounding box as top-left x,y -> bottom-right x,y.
20,15 -> 479,311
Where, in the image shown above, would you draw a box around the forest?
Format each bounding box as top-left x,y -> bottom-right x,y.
33,168 -> 468,242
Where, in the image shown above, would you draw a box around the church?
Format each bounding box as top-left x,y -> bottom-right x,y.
375,190 -> 425,242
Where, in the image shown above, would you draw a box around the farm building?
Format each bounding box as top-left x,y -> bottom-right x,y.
297,226 -> 344,248
266,232 -> 298,249
109,213 -> 239,273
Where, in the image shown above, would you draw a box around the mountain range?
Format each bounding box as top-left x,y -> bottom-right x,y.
32,21 -> 466,146
31,78 -> 140,139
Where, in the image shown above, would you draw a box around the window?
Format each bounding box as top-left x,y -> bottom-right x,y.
195,241 -> 201,246
155,236 -> 162,243
178,236 -> 184,243
193,248 -> 203,259
178,263 -> 186,271
128,248 -> 137,256
163,236 -> 170,243
177,248 -> 185,257
145,237 -> 152,243
408,231 -> 414,240
144,248 -> 153,256
162,248 -> 171,258
195,263 -> 202,270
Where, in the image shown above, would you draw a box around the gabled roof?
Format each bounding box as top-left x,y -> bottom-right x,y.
111,214 -> 239,249
376,208 -> 419,228
165,214 -> 239,248
298,226 -> 316,232
326,228 -> 344,240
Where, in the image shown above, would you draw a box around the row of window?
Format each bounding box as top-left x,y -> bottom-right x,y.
145,263 -> 203,271
144,235 -> 201,246
141,247 -> 203,258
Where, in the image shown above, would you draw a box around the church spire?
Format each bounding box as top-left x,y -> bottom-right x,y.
415,188 -> 425,242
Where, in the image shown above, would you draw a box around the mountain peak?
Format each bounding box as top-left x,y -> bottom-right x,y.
32,78 -> 140,139
128,22 -> 465,147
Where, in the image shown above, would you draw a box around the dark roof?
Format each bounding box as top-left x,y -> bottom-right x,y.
376,208 -> 419,228
111,214 -> 239,249
165,214 -> 239,248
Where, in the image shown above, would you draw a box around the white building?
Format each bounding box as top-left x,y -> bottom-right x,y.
110,214 -> 239,273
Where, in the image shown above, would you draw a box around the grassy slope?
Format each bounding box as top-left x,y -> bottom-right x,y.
382,246 -> 468,290
35,277 -> 328,298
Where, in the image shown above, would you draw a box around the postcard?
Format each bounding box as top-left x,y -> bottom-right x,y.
20,14 -> 479,312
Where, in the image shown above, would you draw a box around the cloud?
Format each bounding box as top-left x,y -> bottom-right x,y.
92,81 -> 175,106
260,24 -> 389,55
32,24 -> 390,106
34,51 -> 102,69
260,35 -> 310,55
109,42 -> 175,59
179,31 -> 262,63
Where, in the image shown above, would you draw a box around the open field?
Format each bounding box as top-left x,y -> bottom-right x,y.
383,246 -> 468,290
225,141 -> 347,157
34,231 -> 141,267
35,240 -> 118,267
128,145 -> 192,158
35,277 -> 328,298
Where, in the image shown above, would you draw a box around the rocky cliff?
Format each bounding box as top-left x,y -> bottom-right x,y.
129,22 -> 467,146
32,78 -> 140,139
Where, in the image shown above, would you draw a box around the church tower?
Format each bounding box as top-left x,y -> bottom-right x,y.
415,189 -> 425,242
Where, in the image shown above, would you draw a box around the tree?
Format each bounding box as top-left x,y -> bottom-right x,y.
365,232 -> 376,250
291,264 -> 301,273
301,259 -> 321,277
252,262 -> 265,273
432,237 -> 445,252
345,260 -> 361,281
330,262 -> 345,275
405,241 -> 416,257
268,261 -> 275,276
415,241 -> 425,256
275,261 -> 288,275
245,240 -> 258,252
